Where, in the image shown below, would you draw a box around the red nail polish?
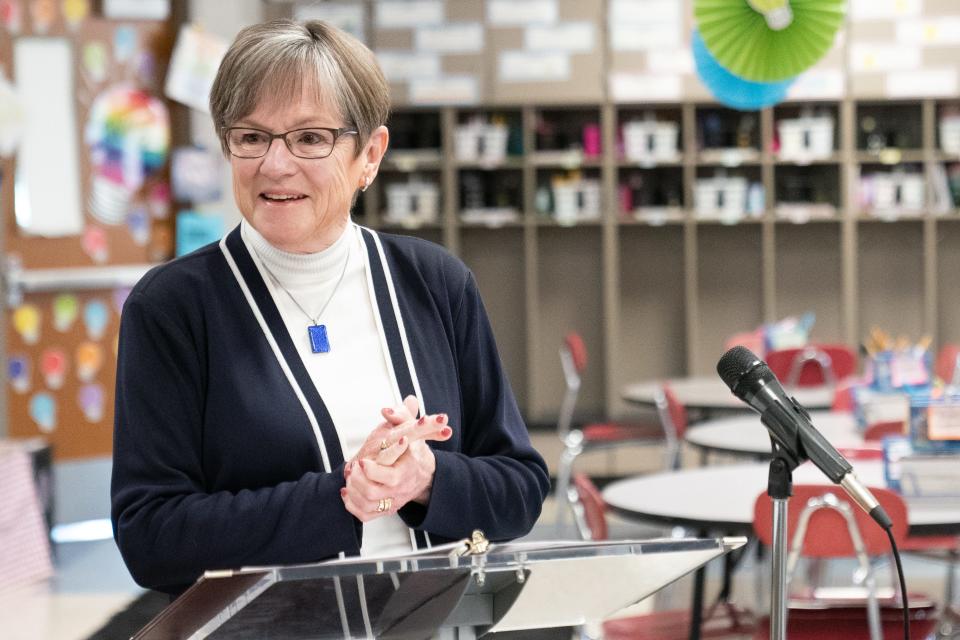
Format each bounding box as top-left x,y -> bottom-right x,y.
398,436 -> 406,446
359,460 -> 366,470
384,408 -> 394,415
441,426 -> 452,438
417,417 -> 425,425
437,414 -> 446,424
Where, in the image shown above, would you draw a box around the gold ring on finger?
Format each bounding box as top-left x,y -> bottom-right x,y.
378,439 -> 390,451
377,497 -> 392,512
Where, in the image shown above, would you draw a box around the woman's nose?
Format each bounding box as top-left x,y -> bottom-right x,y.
259,138 -> 298,176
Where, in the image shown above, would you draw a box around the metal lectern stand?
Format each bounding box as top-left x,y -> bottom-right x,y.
133,535 -> 747,639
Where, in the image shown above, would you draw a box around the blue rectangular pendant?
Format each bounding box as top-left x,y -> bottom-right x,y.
308,324 -> 330,353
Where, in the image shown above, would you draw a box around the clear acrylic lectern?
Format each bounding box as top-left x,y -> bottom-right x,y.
133,534 -> 746,639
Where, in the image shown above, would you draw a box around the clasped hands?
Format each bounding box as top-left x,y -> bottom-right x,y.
340,395 -> 452,522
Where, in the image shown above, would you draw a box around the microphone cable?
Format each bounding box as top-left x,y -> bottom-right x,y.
884,524 -> 910,640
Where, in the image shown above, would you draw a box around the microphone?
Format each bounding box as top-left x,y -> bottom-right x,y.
716,346 -> 892,529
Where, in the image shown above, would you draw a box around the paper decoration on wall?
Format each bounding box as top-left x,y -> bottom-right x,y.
62,0 -> 89,30
52,294 -> 79,332
694,0 -> 846,82
147,181 -> 171,218
112,287 -> 131,314
40,348 -> 67,389
165,24 -> 229,113
692,30 -> 793,111
0,0 -> 22,34
82,41 -> 108,84
29,392 -> 57,432
78,384 -> 105,422
126,207 -> 150,245
30,0 -> 57,34
136,50 -> 156,83
82,299 -> 109,340
14,38 -> 85,237
12,304 -> 41,345
0,68 -> 25,158
8,356 -> 30,394
85,86 -> 170,225
82,226 -> 109,263
102,0 -> 169,20
113,25 -> 138,62
176,210 -> 224,256
171,146 -> 223,203
294,2 -> 365,42
75,342 -> 103,382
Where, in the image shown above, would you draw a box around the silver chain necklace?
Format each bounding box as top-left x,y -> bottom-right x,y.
260,239 -> 351,354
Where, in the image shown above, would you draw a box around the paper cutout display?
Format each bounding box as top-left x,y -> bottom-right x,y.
0,68 -> 25,158
147,181 -> 170,218
692,30 -> 793,111
29,392 -> 57,432
176,210 -> 224,256
12,304 -> 41,344
82,41 -> 109,84
52,294 -> 80,332
112,287 -> 131,313
0,0 -> 23,33
30,0 -> 57,34
171,146 -> 223,203
126,207 -> 150,245
113,25 -> 138,62
164,23 -> 229,113
78,384 -> 105,423
62,0 -> 89,30
75,342 -> 103,382
85,86 -> 170,226
82,226 -> 109,263
8,355 -> 30,394
40,348 -> 67,389
83,299 -> 110,340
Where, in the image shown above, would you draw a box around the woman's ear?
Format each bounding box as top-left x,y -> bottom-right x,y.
362,125 -> 390,181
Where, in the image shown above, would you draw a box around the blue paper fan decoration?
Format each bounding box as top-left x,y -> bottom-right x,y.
692,29 -> 794,111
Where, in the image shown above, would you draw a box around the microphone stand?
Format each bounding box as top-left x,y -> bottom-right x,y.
764,432 -> 800,640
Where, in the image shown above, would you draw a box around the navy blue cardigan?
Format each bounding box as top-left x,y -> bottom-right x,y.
111,226 -> 549,594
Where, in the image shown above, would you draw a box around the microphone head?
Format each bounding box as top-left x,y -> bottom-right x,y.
716,346 -> 767,395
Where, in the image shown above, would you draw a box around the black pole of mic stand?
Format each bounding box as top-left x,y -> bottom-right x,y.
767,451 -> 796,640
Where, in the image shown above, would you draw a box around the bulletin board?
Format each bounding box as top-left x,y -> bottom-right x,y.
1,2 -> 178,460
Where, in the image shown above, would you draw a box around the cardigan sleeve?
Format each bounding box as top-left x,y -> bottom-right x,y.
400,272 -> 550,541
111,291 -> 361,594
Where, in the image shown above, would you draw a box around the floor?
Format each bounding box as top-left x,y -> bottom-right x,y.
2,435 -> 956,639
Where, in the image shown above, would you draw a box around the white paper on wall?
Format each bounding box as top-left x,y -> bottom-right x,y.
610,22 -> 682,51
498,51 -> 570,83
376,50 -> 442,81
164,24 -> 229,114
647,49 -> 694,74
609,0 -> 679,24
102,0 -> 170,20
609,72 -> 681,102
525,22 -> 595,53
408,75 -> 479,105
896,18 -> 960,45
886,68 -> 959,97
487,0 -> 557,26
14,38 -> 84,237
0,66 -> 25,157
375,0 -> 444,28
295,3 -> 366,42
851,0 -> 921,20
415,23 -> 484,53
850,43 -> 922,71
786,69 -> 845,99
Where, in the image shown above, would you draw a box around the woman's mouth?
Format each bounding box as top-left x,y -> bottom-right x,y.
261,192 -> 307,202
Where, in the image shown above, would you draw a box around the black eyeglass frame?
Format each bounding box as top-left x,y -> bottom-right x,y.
223,126 -> 359,159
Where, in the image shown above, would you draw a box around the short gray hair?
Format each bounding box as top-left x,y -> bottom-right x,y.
209,19 -> 390,157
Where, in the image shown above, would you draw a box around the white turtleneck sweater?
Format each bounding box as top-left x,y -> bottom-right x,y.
241,219 -> 414,557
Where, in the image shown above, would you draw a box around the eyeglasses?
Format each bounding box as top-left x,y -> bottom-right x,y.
224,126 -> 358,159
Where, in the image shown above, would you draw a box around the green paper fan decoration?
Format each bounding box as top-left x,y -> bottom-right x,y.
694,0 -> 846,83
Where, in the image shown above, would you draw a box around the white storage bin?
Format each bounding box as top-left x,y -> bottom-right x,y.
940,114 -> 960,154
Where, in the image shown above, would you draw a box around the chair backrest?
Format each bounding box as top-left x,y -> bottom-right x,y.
863,420 -> 906,442
557,332 -> 586,441
571,472 -> 608,541
656,383 -> 689,440
752,484 -> 908,558
766,344 -> 857,387
830,379 -> 858,412
934,343 -> 960,385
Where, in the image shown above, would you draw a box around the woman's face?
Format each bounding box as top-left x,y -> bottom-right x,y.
229,87 -> 387,253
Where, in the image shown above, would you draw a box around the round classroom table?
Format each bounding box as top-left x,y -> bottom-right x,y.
622,376 -> 835,415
